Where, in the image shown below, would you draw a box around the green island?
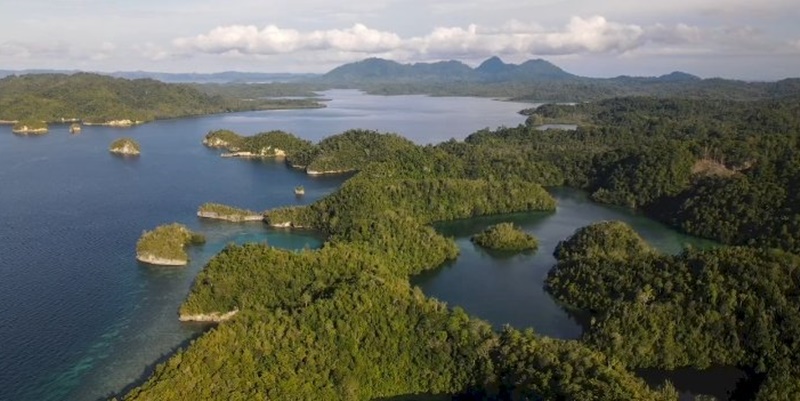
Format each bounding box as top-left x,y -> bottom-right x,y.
109,137 -> 141,156
0,73 -> 324,125
204,129 -> 313,159
135,223 -> 205,266
294,185 -> 305,195
470,222 -> 539,252
122,91 -> 800,400
197,202 -> 262,222
11,119 -> 48,134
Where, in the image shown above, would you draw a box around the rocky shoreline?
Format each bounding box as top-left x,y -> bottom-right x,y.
268,221 -> 308,229
306,168 -> 353,176
12,127 -> 48,134
84,119 -> 142,127
197,211 -> 264,222
220,147 -> 287,159
179,309 -> 239,323
136,254 -> 187,266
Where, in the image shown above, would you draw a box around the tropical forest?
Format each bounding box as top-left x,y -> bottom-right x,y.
116,82 -> 800,400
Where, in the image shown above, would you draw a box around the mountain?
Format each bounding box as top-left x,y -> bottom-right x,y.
657,71 -> 701,82
322,56 -> 577,84
323,58 -> 474,81
475,56 -> 516,76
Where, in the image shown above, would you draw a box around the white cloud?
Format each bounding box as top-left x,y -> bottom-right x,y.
170,16 -> 782,62
173,23 -> 402,55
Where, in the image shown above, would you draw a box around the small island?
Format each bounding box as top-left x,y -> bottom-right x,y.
109,137 -> 141,156
471,222 -> 539,252
69,123 -> 82,134
294,185 -> 305,196
197,203 -> 263,222
136,223 -> 206,266
12,120 -> 48,135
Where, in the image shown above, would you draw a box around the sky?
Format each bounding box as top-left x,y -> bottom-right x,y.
1,0 -> 799,79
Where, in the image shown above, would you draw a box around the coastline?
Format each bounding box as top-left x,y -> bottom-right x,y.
197,211 -> 263,222
306,168 -> 354,176
178,309 -> 239,323
136,254 -> 187,266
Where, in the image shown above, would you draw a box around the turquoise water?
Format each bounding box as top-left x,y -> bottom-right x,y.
0,90 -> 530,401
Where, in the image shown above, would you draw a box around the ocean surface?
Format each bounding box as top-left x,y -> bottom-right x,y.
0,90 -> 531,401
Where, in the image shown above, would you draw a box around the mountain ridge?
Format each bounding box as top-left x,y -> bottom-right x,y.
322,56 -> 579,82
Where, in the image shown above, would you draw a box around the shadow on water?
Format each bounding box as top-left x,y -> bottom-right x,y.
638,367 -> 750,401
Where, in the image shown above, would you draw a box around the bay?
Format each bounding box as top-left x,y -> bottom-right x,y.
0,90 -> 530,401
412,187 -> 739,399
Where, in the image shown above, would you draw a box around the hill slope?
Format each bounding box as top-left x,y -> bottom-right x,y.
0,73 -> 304,123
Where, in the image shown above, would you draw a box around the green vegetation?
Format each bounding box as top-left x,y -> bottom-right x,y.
126,242 -> 676,401
135,223 -> 205,264
11,119 -> 47,133
0,73 -> 317,124
202,129 -> 243,149
470,222 -> 538,252
124,85 -> 800,399
294,185 -> 305,195
457,95 -> 800,253
203,129 -> 312,157
292,129 -> 418,173
121,127 -> 677,400
546,221 -> 800,399
109,137 -> 141,155
193,82 -> 326,102
197,203 -> 260,222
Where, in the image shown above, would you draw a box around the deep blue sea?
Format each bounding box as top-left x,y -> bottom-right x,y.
0,90 -> 532,401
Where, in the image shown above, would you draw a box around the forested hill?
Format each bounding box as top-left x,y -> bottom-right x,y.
0,73 -> 314,124
318,56 -> 797,101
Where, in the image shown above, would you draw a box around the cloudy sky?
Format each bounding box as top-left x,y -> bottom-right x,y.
1,0 -> 798,79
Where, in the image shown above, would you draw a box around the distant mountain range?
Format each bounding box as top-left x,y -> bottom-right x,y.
320,56 -> 702,84
0,57 -> 702,85
2,56 -> 797,102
